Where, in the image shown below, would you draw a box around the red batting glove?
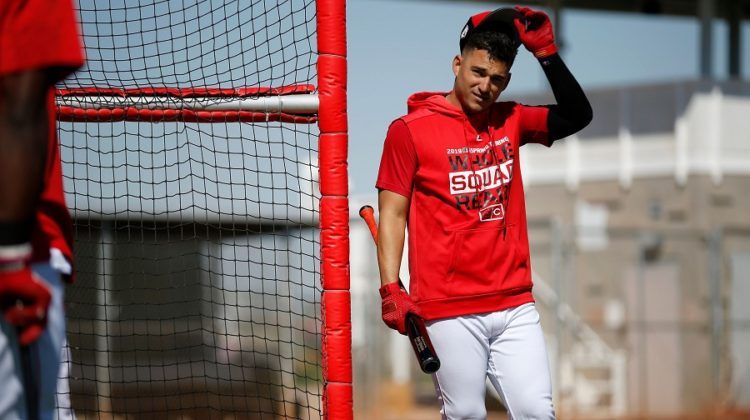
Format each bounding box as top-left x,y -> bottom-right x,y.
0,245 -> 51,347
379,282 -> 421,335
513,6 -> 558,59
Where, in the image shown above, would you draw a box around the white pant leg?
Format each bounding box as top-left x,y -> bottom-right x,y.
0,320 -> 26,419
54,340 -> 75,420
29,262 -> 68,420
427,315 -> 491,420
487,303 -> 555,420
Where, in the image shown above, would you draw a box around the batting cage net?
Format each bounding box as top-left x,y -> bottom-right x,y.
56,0 -> 349,418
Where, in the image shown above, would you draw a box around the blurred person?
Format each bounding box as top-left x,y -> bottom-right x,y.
375,6 -> 592,419
0,0 -> 84,418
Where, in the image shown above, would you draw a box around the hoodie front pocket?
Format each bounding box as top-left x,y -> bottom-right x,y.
446,225 -> 527,297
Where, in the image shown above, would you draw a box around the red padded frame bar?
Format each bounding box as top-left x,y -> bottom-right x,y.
57,85 -> 315,98
55,84 -> 318,123
56,107 -> 316,124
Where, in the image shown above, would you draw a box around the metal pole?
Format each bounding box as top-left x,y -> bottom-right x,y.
550,0 -> 563,52
708,228 -> 724,404
619,89 -> 633,190
551,219 -> 564,406
727,1 -> 742,78
96,223 -> 113,414
698,0 -> 714,79
636,232 -> 648,415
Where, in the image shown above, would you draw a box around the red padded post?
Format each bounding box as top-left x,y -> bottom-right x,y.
317,0 -> 351,418
319,133 -> 348,197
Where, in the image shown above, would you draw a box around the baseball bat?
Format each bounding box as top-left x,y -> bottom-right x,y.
21,345 -> 39,419
12,297 -> 39,419
358,205 -> 440,374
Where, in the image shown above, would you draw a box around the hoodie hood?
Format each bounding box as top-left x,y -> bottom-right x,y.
407,91 -> 495,129
407,91 -> 466,118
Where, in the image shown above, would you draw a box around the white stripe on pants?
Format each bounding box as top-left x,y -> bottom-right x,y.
426,303 -> 555,420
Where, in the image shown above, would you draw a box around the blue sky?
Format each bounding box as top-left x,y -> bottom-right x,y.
347,0 -> 750,195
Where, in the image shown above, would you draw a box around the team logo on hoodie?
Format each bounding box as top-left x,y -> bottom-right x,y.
479,203 -> 505,221
446,136 -> 513,221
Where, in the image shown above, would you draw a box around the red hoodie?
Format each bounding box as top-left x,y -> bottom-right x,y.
376,91 -> 550,320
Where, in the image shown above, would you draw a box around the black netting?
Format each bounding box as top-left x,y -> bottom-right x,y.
67,0 -> 316,89
57,1 -> 322,418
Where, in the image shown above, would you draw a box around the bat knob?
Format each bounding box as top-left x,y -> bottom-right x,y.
422,357 -> 441,374
359,205 -> 374,217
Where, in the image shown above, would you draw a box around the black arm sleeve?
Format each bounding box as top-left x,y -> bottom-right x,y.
538,53 -> 593,141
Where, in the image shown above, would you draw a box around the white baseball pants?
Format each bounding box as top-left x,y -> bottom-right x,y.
426,303 -> 555,420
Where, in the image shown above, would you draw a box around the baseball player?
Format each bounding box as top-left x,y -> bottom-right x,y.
0,0 -> 84,418
376,6 -> 592,419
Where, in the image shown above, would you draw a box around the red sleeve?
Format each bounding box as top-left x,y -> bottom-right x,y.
518,104 -> 551,147
31,91 -> 75,279
375,119 -> 417,198
0,0 -> 84,77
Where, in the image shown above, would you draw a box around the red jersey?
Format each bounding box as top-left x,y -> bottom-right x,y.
0,0 -> 84,274
376,92 -> 551,320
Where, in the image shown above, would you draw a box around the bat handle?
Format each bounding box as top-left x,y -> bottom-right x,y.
358,205 -> 378,242
21,345 -> 39,419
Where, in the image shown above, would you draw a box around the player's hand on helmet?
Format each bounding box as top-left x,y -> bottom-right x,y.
379,281 -> 421,335
0,245 -> 52,346
513,6 -> 558,58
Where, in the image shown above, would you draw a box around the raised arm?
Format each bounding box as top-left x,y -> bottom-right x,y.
514,7 -> 593,141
